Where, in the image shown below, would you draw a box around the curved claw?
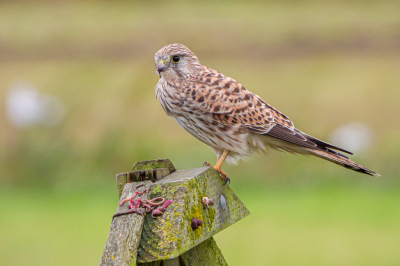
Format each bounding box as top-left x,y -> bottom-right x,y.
223,177 -> 231,185
203,161 -> 212,167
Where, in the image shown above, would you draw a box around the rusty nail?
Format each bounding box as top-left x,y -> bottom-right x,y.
191,218 -> 203,230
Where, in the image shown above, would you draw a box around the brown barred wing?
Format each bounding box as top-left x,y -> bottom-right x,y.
182,67 -> 294,133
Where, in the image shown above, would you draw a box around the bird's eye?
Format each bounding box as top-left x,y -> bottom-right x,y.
172,56 -> 180,63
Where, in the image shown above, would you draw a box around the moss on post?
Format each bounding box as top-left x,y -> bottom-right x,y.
181,237 -> 227,266
102,159 -> 250,266
132,159 -> 176,173
136,167 -> 250,263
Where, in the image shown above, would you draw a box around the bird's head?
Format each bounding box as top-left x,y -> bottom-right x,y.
154,43 -> 201,79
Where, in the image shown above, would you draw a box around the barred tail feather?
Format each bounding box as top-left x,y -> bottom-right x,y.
307,148 -> 380,177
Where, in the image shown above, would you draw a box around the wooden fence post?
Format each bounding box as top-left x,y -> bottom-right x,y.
99,159 -> 250,266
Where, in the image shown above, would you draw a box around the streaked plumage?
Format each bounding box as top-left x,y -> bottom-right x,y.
154,43 -> 379,178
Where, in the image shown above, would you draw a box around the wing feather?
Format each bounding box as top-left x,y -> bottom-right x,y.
180,66 -> 352,155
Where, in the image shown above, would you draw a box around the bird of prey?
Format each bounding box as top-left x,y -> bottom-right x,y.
154,43 -> 379,183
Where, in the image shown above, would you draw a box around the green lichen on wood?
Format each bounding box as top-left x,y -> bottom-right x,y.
136,167 -> 250,263
180,237 -> 228,266
190,205 -> 203,238
104,160 -> 248,265
116,173 -> 129,199
137,180 -> 189,261
207,206 -> 216,226
137,262 -> 161,266
100,181 -> 152,266
149,184 -> 163,196
132,159 -> 176,173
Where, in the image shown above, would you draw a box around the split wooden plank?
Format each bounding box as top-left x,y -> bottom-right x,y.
99,181 -> 151,266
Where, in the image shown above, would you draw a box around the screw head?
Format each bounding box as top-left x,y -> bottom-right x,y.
220,194 -> 226,210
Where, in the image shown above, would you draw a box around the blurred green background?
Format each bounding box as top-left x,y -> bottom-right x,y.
1,1 -> 400,265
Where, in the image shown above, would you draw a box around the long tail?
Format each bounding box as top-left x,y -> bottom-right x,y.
307,148 -> 380,176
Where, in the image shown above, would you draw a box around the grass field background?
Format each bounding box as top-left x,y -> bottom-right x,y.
1,1 -> 400,265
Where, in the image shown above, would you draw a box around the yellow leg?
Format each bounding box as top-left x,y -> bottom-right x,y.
204,150 -> 230,183
214,150 -> 229,172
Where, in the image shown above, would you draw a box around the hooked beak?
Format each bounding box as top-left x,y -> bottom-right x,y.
157,59 -> 168,73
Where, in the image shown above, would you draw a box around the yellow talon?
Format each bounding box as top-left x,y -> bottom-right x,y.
203,149 -> 230,183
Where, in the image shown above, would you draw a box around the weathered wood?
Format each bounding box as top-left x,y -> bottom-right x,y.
100,181 -> 152,266
137,261 -> 161,266
116,159 -> 175,199
136,167 -> 250,263
132,238 -> 227,266
116,168 -> 171,199
162,258 -> 180,266
103,159 -> 250,266
116,173 -> 129,199
181,237 -> 227,266
133,159 -> 176,173
102,160 -> 174,266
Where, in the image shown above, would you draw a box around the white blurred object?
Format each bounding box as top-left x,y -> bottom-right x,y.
6,82 -> 65,127
329,122 -> 373,153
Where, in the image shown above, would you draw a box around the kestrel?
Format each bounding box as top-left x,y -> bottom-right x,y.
154,43 -> 379,183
